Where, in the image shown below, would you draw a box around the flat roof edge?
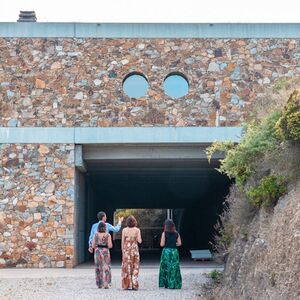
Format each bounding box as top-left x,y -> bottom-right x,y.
0,23 -> 300,38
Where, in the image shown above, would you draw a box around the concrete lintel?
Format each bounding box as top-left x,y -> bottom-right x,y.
0,23 -> 300,38
0,126 -> 242,144
75,127 -> 242,144
0,127 -> 75,144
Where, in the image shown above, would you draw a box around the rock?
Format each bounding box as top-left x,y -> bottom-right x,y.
67,52 -> 81,57
0,243 -> 9,251
130,107 -> 143,113
93,79 -> 102,86
184,57 -> 194,64
74,92 -> 84,100
121,59 -> 129,65
6,90 -> 14,99
34,213 -> 41,220
137,43 -> 145,50
50,62 -> 62,70
214,49 -> 223,57
208,61 -> 220,72
22,97 -> 32,106
35,78 -> 46,89
45,182 -> 55,194
57,261 -> 64,268
38,145 -> 49,154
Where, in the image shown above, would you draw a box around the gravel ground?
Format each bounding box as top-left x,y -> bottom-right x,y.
0,267 -> 211,300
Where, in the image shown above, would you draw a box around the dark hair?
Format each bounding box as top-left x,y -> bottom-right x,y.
98,221 -> 106,233
97,211 -> 106,221
164,219 -> 175,232
126,215 -> 137,228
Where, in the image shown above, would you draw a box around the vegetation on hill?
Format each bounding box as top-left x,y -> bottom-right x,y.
206,81 -> 300,259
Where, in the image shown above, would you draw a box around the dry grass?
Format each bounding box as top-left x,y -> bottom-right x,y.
251,77 -> 300,120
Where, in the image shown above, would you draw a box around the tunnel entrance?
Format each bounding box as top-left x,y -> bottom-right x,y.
74,144 -> 231,265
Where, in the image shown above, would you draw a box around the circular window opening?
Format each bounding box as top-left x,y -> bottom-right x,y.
163,73 -> 189,99
122,73 -> 149,98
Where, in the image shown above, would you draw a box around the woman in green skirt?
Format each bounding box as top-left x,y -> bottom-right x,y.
159,219 -> 182,289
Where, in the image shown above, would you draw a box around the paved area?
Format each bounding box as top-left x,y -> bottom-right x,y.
0,266 -> 220,300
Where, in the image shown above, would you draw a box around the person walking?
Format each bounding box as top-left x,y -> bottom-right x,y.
121,215 -> 142,290
159,219 -> 182,289
92,221 -> 113,288
88,211 -> 123,253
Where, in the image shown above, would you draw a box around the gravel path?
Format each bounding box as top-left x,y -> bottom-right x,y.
0,267 -> 212,300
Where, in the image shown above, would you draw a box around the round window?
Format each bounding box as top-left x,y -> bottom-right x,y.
163,73 -> 189,99
123,73 -> 149,98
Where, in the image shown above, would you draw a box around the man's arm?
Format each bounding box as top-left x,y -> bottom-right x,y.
106,222 -> 121,233
88,223 -> 97,246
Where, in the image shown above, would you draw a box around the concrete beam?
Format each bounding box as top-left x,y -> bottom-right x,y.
0,23 -> 300,38
0,127 -> 242,144
75,127 -> 242,144
83,145 -> 224,160
0,127 -> 74,144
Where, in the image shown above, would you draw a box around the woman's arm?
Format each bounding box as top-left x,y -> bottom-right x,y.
176,233 -> 182,247
121,229 -> 125,251
92,233 -> 97,249
160,232 -> 165,247
107,234 -> 113,249
137,228 -> 142,244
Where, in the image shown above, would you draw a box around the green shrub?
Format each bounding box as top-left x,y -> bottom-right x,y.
246,175 -> 287,208
209,270 -> 223,283
276,90 -> 300,141
207,112 -> 281,186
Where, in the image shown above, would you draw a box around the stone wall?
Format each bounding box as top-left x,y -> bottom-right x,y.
0,144 -> 75,268
0,38 -> 299,127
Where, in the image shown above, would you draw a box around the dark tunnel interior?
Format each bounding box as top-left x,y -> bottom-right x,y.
75,159 -> 232,263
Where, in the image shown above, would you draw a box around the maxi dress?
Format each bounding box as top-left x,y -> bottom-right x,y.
159,231 -> 182,289
121,227 -> 141,290
94,233 -> 111,288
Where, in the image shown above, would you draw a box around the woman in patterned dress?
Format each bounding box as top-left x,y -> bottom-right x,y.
92,221 -> 113,289
159,219 -> 182,289
121,215 -> 142,290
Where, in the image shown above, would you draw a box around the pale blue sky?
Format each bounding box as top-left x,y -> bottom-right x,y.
0,0 -> 299,22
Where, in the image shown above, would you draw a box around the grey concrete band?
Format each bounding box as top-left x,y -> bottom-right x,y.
1,23 -> 300,38
0,127 -> 242,144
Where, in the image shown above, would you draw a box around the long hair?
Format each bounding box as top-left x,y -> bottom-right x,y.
97,221 -> 106,233
164,219 -> 176,232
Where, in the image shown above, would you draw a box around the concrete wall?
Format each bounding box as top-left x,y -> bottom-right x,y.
74,169 -> 86,265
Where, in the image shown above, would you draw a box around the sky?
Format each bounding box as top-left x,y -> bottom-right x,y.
0,0 -> 300,23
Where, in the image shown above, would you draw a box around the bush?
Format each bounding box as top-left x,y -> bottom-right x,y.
276,90 -> 300,142
207,112 -> 281,186
209,270 -> 223,283
246,175 -> 287,208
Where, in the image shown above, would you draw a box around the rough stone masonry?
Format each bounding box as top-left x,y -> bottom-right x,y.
0,24 -> 300,268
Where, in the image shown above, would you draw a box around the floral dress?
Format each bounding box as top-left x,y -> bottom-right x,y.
121,228 -> 140,289
94,233 -> 111,288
